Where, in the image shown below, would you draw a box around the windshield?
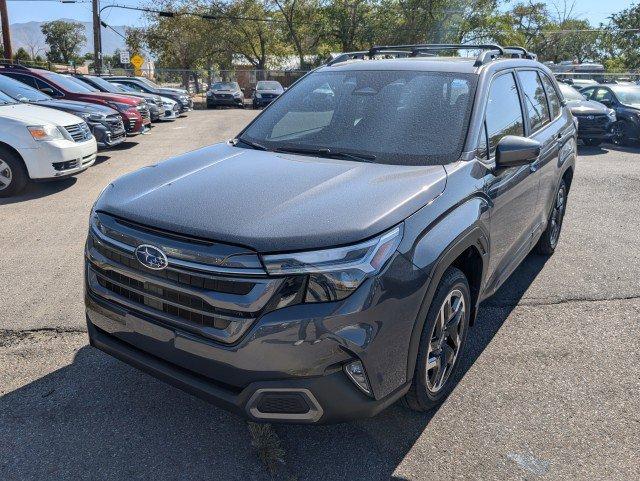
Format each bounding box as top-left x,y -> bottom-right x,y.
239,70 -> 476,166
41,71 -> 93,93
0,74 -> 50,102
65,75 -> 99,92
0,90 -> 17,105
112,82 -> 133,92
610,86 -> 640,107
256,81 -> 282,91
85,75 -> 119,93
559,83 -> 585,101
212,82 -> 238,90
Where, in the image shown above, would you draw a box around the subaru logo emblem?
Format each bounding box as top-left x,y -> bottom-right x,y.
134,244 -> 168,270
587,115 -> 594,120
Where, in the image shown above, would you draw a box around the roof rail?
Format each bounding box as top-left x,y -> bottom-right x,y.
327,43 -> 536,67
0,60 -> 30,71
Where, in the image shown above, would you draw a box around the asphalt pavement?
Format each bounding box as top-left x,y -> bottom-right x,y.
1,110 -> 638,480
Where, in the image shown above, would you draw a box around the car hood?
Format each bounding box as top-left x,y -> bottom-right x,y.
75,92 -> 139,105
211,89 -> 240,94
0,103 -> 83,125
567,99 -> 609,115
95,142 -> 447,252
39,99 -> 118,115
157,87 -> 187,96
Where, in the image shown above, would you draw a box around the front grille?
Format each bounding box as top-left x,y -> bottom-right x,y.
106,114 -> 124,131
137,104 -> 151,121
86,213 -> 284,343
256,393 -> 310,414
575,114 -> 609,130
214,93 -> 233,99
128,118 -> 136,131
64,122 -> 91,142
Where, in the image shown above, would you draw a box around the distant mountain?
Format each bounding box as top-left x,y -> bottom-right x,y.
9,19 -> 127,58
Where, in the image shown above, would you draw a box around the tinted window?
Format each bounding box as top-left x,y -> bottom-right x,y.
540,74 -> 561,118
40,71 -> 92,93
609,86 -> 640,107
256,81 -> 282,91
518,70 -> 550,131
84,75 -> 119,93
241,70 -> 476,166
4,72 -> 38,89
120,81 -> 145,92
0,74 -> 50,102
485,73 -> 524,154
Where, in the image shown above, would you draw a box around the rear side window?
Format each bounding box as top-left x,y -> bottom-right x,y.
592,88 -> 614,103
517,70 -> 550,132
485,72 -> 524,155
540,74 -> 561,119
4,73 -> 38,89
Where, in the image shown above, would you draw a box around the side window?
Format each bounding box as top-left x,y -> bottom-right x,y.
593,88 -> 613,103
125,82 -> 144,92
5,73 -> 38,89
517,70 -> 550,132
34,78 -> 62,97
485,72 -> 524,155
540,74 -> 561,119
581,88 -> 594,100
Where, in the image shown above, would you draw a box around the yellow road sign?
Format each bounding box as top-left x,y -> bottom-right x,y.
130,54 -> 144,69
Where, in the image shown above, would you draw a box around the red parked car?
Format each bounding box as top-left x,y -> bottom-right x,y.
0,65 -> 151,135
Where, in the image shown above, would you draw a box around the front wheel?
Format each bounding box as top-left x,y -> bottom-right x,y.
0,147 -> 28,198
404,267 -> 471,412
611,120 -> 635,146
535,178 -> 568,255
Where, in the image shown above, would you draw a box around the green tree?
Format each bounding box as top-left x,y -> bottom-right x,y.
41,20 -> 86,64
603,2 -> 640,69
13,47 -> 31,63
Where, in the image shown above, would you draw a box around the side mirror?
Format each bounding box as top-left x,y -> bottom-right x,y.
39,87 -> 55,96
600,99 -> 613,107
495,135 -> 541,169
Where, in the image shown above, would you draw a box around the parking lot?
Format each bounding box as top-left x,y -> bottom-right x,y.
1,109 -> 639,480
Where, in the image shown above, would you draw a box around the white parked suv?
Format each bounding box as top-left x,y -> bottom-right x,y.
0,90 -> 97,197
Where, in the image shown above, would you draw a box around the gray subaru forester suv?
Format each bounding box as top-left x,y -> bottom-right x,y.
85,44 -> 576,423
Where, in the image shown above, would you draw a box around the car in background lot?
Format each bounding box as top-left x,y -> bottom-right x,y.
85,44 -> 576,424
581,84 -> 640,145
105,76 -> 193,113
561,78 -> 599,89
73,74 -> 165,122
206,81 -> 245,108
0,65 -> 150,135
252,80 -> 284,109
112,82 -> 179,120
0,90 -> 96,197
558,82 -> 615,146
0,74 -> 126,150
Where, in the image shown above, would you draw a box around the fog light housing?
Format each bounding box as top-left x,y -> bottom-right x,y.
344,360 -> 372,397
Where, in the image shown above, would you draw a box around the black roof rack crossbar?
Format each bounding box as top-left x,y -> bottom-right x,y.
327,43 -> 534,67
0,60 -> 30,71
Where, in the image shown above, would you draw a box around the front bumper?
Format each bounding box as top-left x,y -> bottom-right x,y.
92,123 -> 126,149
19,137 -> 97,179
253,97 -> 277,108
207,96 -> 244,107
84,238 -> 429,423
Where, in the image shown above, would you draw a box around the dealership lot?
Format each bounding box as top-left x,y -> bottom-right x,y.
1,110 -> 639,480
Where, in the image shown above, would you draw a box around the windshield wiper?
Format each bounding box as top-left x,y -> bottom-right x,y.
232,137 -> 268,151
275,146 -> 376,163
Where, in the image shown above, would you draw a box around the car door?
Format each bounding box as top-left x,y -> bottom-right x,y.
483,71 -> 541,290
515,69 -> 561,232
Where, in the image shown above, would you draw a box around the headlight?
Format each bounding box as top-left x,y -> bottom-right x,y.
233,91 -> 242,98
27,124 -> 65,141
255,93 -> 262,98
206,91 -> 213,97
107,101 -> 134,112
180,95 -> 189,101
607,108 -> 616,121
81,112 -> 106,123
262,225 -> 403,303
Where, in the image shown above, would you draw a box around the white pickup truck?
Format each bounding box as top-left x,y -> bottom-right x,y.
0,90 -> 97,197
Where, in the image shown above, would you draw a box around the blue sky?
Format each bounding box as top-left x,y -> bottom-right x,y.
5,0 -> 635,27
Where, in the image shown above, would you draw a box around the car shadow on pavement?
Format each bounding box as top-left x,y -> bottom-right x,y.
0,255 -> 548,481
0,177 -> 77,205
578,142 -> 640,156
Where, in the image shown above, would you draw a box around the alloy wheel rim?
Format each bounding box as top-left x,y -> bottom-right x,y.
425,288 -> 466,393
549,184 -> 566,247
612,122 -> 626,144
0,159 -> 12,191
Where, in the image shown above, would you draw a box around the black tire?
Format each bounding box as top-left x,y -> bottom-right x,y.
0,146 -> 28,198
535,178 -> 568,255
611,120 -> 635,146
582,138 -> 602,147
404,266 -> 471,412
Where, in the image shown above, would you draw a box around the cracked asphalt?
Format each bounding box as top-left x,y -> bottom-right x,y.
1,111 -> 639,481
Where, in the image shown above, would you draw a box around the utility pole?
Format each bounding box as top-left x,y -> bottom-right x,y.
0,0 -> 12,60
92,0 -> 102,73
